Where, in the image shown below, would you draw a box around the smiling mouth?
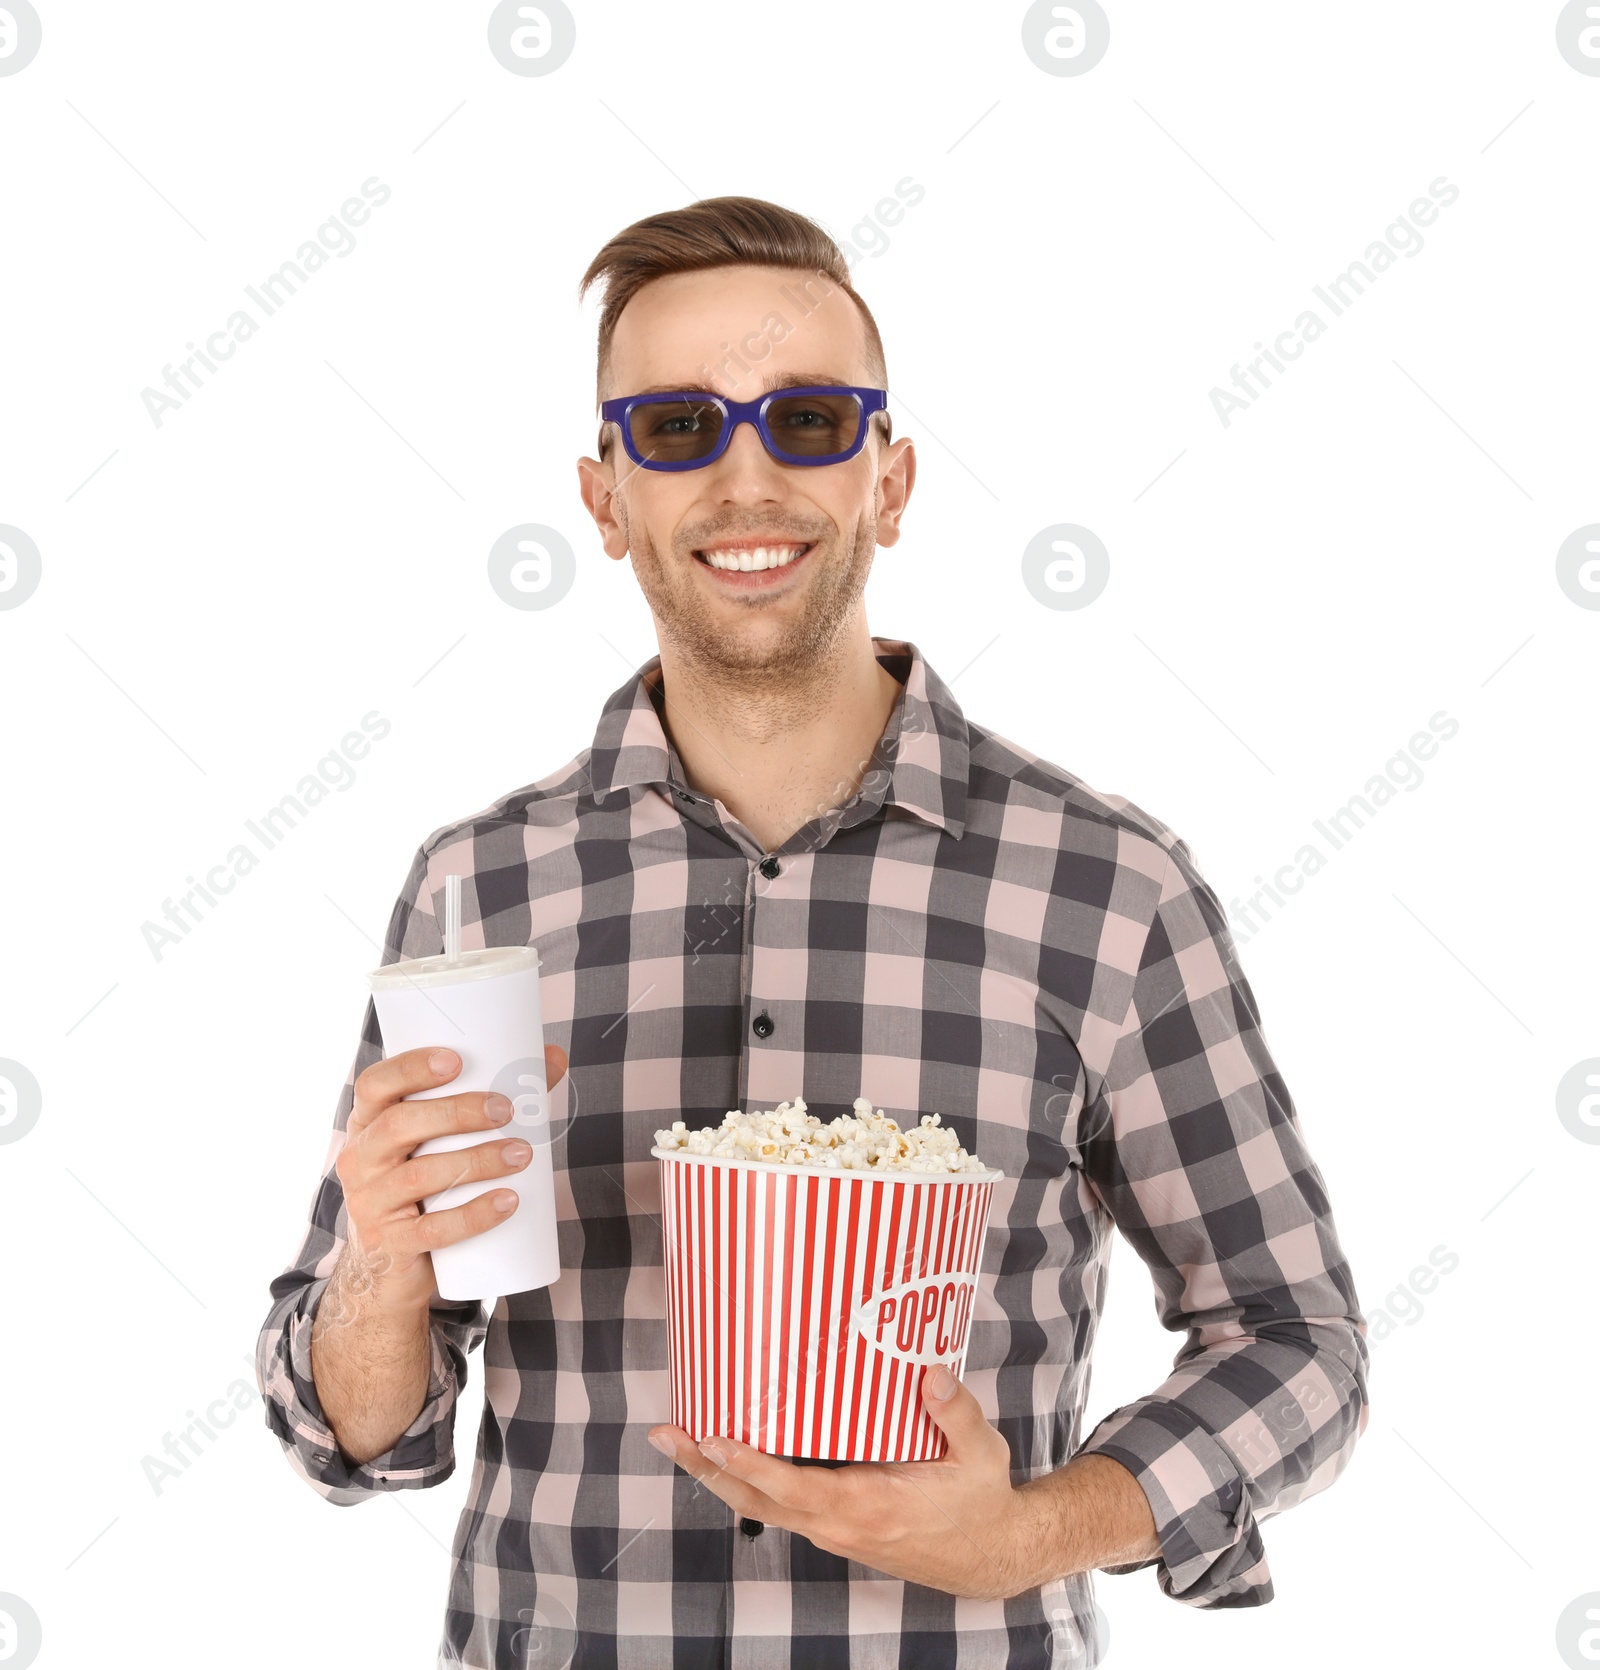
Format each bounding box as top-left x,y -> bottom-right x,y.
693,542 -> 812,573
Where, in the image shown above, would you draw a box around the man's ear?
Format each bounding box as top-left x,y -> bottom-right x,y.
577,446 -> 632,563
873,436 -> 917,549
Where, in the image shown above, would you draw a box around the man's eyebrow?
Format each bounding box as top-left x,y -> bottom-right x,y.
622,373 -> 855,398
760,372 -> 852,391
623,382 -> 719,398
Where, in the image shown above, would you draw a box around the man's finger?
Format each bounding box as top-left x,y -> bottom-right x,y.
647,1426 -> 789,1522
687,1431 -> 841,1517
920,1365 -> 1009,1464
545,1043 -> 568,1090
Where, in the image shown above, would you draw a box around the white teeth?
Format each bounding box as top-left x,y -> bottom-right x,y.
702,544 -> 806,572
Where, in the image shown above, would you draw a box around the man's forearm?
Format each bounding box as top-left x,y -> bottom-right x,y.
1015,1452 -> 1162,1586
309,1243 -> 433,1466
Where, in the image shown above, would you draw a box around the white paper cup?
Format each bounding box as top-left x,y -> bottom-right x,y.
654,1146 -> 999,1462
367,946 -> 559,1301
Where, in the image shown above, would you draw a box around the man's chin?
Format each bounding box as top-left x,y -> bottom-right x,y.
652,587 -> 842,678
630,535 -> 863,679
669,618 -> 817,678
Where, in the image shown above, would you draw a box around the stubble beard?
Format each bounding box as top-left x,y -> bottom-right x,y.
619,501 -> 878,691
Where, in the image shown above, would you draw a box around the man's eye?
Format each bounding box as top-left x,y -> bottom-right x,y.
780,408 -> 829,429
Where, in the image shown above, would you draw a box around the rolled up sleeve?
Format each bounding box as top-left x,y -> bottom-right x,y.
257,1268 -> 484,1504
253,841 -> 489,1504
1073,842 -> 1369,1607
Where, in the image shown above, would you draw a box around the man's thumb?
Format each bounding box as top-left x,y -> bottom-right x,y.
920,1364 -> 991,1453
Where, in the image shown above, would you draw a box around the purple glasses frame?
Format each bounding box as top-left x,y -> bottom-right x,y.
598,385 -> 889,471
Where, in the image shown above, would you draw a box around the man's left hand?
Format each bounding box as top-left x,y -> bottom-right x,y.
647,1364 -> 1055,1602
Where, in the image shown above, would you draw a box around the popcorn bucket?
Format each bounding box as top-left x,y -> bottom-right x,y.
654,1148 -> 1000,1462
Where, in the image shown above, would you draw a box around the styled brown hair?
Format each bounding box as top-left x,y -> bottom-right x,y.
578,195 -> 888,413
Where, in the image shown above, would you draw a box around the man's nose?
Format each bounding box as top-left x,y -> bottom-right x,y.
706,416 -> 788,499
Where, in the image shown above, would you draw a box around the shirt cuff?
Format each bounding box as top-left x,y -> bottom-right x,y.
261,1274 -> 463,1505
1076,1398 -> 1273,1608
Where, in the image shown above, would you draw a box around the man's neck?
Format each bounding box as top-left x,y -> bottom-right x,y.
650,622 -> 903,853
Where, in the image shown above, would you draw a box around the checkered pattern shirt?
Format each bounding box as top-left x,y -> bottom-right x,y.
256,638 -> 1369,1669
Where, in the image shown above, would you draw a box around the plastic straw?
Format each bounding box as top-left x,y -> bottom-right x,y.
444,873 -> 461,963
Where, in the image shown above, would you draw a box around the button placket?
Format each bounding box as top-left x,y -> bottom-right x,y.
747,852 -> 780,1049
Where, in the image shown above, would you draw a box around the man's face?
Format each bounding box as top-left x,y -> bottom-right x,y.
577,264 -> 915,679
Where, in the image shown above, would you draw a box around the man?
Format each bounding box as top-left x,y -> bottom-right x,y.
257,196 -> 1369,1669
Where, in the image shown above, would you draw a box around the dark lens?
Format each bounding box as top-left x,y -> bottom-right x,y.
763,393 -> 861,459
627,397 -> 725,464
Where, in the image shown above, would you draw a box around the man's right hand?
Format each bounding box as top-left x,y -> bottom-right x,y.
333,1043 -> 571,1315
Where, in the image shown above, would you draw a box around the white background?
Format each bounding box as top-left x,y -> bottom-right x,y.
2,3 -> 1597,1667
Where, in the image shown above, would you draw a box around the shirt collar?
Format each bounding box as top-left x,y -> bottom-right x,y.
587,637 -> 970,840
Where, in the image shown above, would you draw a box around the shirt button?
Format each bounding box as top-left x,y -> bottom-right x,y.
758,856 -> 780,880
752,1011 -> 774,1040
740,1517 -> 764,1538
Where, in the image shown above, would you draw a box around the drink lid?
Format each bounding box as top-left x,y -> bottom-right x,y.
366,944 -> 540,991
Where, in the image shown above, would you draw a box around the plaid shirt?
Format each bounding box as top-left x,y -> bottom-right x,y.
256,638 -> 1369,1670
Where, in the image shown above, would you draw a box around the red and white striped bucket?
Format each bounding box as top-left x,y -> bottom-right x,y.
654,1147 -> 999,1462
